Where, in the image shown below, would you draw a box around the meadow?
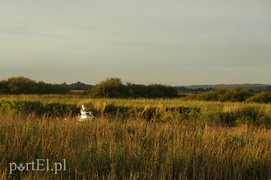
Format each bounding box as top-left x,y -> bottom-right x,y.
0,95 -> 271,179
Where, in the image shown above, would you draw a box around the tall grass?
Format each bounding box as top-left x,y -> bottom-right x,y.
1,95 -> 271,127
1,112 -> 271,179
1,95 -> 271,179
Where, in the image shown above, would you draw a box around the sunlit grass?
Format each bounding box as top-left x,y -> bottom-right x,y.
1,112 -> 271,179
1,95 -> 271,179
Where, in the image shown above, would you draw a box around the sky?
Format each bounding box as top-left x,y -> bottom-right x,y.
1,0 -> 271,86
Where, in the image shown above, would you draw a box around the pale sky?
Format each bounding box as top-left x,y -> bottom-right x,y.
1,0 -> 271,85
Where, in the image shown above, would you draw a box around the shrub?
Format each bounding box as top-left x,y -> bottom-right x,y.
89,78 -> 127,98
222,87 -> 253,102
215,112 -> 236,126
246,92 -> 271,103
192,88 -> 253,102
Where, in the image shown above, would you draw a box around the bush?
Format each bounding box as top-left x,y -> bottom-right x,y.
222,88 -> 253,102
192,88 -> 253,102
0,100 -> 75,117
211,112 -> 236,126
89,78 -> 127,98
246,92 -> 271,103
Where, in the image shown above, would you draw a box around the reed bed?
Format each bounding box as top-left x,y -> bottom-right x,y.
1,95 -> 271,179
1,112 -> 271,179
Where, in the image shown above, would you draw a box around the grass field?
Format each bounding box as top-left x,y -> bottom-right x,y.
1,95 -> 271,179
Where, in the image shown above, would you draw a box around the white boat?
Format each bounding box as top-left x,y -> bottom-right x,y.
77,105 -> 95,121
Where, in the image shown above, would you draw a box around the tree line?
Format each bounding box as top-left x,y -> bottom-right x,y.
0,76 -> 179,98
0,76 -> 90,94
1,76 -> 271,102
88,78 -> 179,98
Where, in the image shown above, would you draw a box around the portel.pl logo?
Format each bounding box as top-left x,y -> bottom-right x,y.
9,159 -> 66,175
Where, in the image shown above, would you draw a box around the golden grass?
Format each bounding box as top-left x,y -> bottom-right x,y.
1,111 -> 271,179
1,95 -> 271,179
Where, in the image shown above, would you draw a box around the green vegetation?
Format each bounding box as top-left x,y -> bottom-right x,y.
0,76 -> 178,98
89,78 -> 179,98
186,87 -> 271,103
177,84 -> 271,93
0,76 -> 70,94
2,76 -> 271,102
186,87 -> 253,102
1,95 -> 271,127
246,92 -> 271,103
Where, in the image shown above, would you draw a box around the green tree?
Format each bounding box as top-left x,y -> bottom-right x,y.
89,78 -> 179,98
0,80 -> 8,94
0,76 -> 70,94
6,76 -> 36,94
148,84 -> 178,98
89,78 -> 127,98
126,83 -> 148,98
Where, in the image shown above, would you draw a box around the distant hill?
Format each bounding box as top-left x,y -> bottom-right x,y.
176,84 -> 271,92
